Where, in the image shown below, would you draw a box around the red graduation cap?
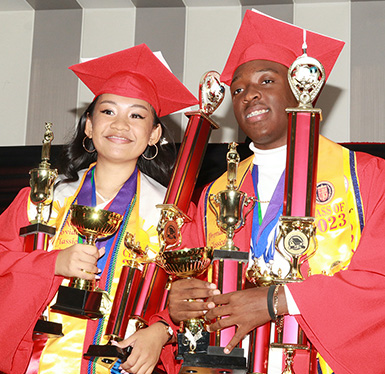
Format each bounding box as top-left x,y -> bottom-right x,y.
220,10 -> 345,86
69,43 -> 198,117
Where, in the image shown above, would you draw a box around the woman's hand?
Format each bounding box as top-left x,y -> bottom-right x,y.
115,323 -> 171,374
168,278 -> 220,325
54,244 -> 105,279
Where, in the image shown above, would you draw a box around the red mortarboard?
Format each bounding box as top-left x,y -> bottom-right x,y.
220,10 -> 345,86
69,44 -> 198,117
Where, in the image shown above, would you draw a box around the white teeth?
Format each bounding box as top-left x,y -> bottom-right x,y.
108,136 -> 127,140
246,109 -> 269,119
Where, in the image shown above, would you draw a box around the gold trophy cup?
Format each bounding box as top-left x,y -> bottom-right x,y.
156,247 -> 214,358
51,205 -> 123,319
209,142 -> 256,251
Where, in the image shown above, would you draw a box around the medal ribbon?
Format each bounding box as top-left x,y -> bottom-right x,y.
250,165 -> 285,262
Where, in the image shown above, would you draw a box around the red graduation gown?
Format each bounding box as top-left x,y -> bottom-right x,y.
0,188 -> 62,374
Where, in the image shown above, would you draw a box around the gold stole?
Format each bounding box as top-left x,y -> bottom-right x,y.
38,165 -> 159,374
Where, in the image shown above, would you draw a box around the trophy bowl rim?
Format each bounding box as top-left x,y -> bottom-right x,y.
156,246 -> 214,278
70,204 -> 123,238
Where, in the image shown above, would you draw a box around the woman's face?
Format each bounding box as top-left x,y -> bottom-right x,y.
230,60 -> 297,150
85,93 -> 161,166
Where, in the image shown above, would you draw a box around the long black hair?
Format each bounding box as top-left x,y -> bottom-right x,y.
58,96 -> 176,187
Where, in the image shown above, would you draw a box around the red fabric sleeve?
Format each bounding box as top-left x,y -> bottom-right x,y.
149,309 -> 182,374
0,188 -> 63,374
288,153 -> 385,374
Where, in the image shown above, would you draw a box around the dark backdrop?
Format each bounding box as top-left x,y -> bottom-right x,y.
1,142 -> 384,214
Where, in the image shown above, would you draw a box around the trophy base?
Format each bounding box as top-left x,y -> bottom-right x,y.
51,285 -> 104,319
33,319 -> 63,340
176,330 -> 210,360
83,345 -> 133,369
179,346 -> 247,374
19,222 -> 56,237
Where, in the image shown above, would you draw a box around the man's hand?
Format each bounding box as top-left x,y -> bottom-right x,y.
55,244 -> 105,279
205,286 -> 287,354
168,278 -> 220,325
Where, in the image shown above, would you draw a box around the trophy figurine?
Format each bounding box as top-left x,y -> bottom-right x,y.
156,246 -> 214,358
51,205 -> 123,319
19,122 -> 62,339
209,142 -> 256,251
83,233 -> 151,369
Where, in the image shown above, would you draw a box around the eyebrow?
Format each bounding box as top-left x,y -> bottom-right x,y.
231,67 -> 280,85
99,100 -> 149,111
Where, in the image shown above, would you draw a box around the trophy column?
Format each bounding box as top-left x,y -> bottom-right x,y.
19,122 -> 63,339
156,72 -> 236,372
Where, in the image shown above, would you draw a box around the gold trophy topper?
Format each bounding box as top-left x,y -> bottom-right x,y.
199,71 -> 225,115
29,122 -> 58,224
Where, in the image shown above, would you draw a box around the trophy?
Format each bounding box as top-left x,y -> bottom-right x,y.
19,122 -> 62,339
156,247 -> 214,358
51,205 -> 123,319
246,39 -> 323,374
209,142 -> 256,251
83,232 -> 158,369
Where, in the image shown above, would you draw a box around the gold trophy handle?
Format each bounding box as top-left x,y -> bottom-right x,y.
243,196 -> 257,220
208,194 -> 220,222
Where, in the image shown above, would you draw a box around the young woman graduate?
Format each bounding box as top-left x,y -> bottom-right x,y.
0,43 -> 197,374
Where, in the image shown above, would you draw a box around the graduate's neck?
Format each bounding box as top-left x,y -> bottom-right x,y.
93,160 -> 137,204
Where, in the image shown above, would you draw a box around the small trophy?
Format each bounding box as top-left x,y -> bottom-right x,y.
209,142 -> 256,251
83,233 -> 152,369
19,122 -> 63,339
156,247 -> 214,358
51,205 -> 123,319
246,38 -> 323,374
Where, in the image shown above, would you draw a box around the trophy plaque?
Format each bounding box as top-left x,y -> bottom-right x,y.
51,205 -> 123,319
18,122 -> 62,339
246,42 -> 323,374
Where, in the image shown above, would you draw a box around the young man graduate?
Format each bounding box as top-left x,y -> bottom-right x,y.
150,9 -> 385,374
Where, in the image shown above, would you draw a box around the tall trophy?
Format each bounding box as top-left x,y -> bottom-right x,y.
155,72 -> 234,372
51,205 -> 123,319
246,40 -> 323,374
180,142 -> 255,374
83,232 -> 167,369
19,122 -> 63,339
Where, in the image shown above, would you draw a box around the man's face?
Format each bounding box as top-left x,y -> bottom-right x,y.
230,60 -> 297,150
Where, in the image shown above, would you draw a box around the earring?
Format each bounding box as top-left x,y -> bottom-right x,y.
82,136 -> 96,153
142,144 -> 158,161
